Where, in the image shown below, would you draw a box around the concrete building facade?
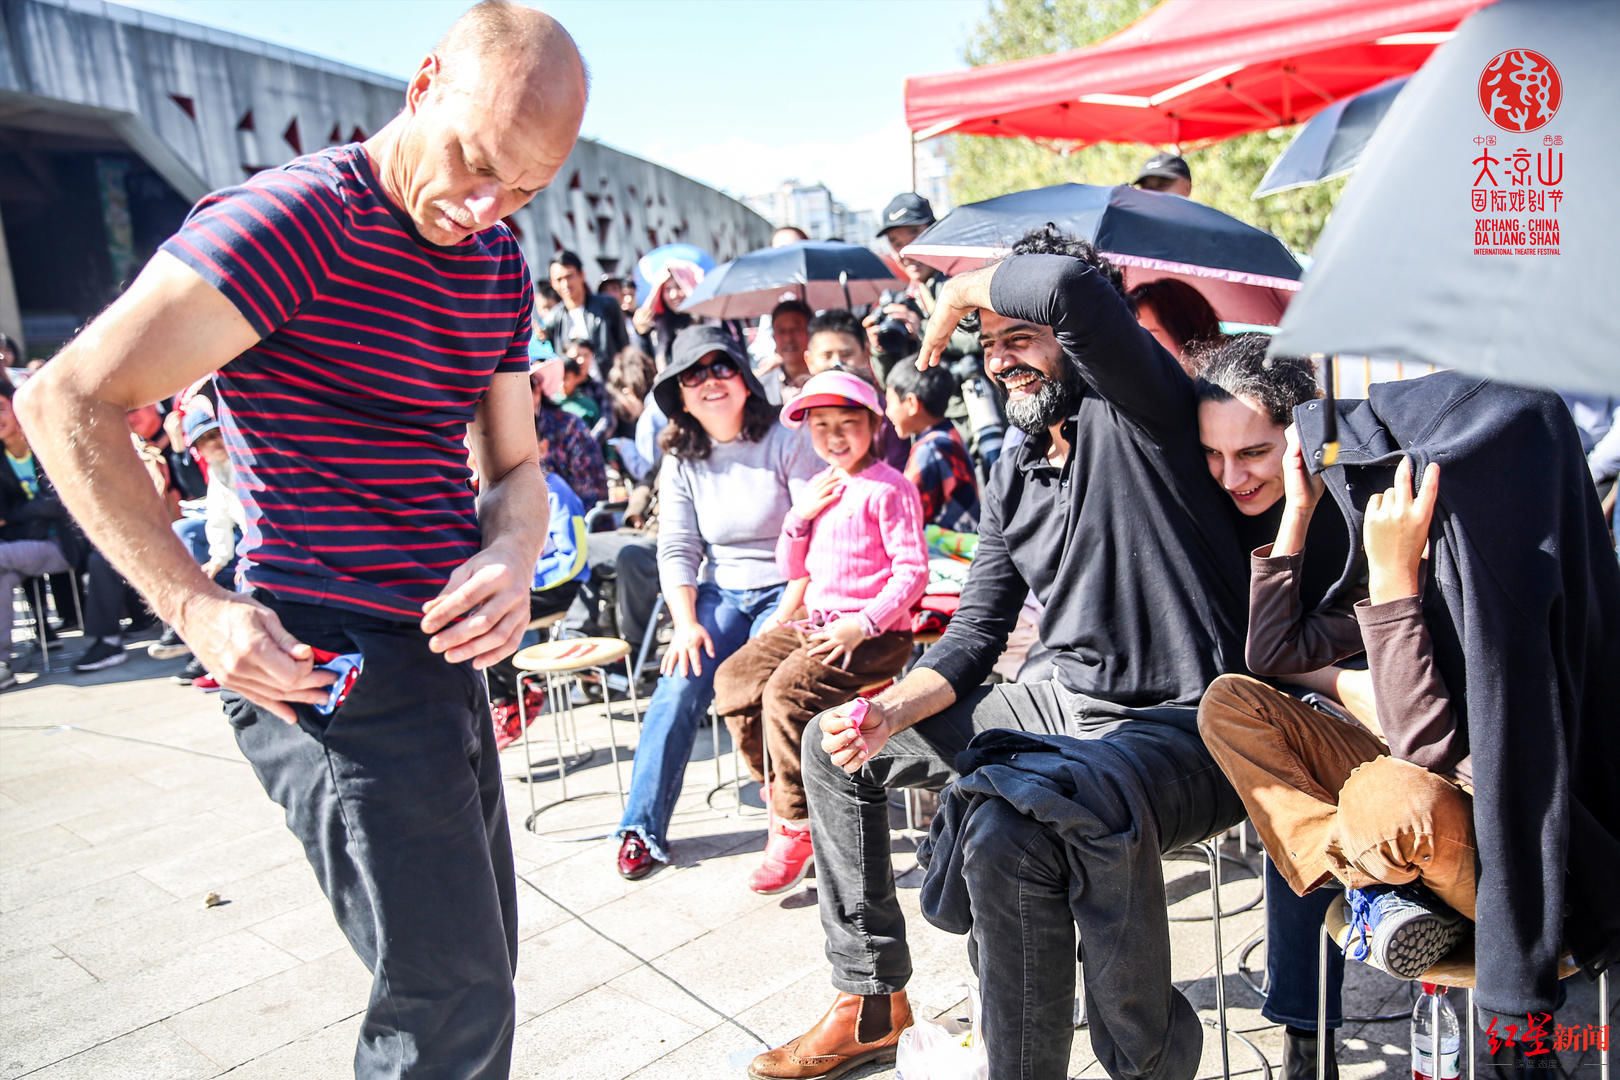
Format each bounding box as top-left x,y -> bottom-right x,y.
0,0 -> 771,358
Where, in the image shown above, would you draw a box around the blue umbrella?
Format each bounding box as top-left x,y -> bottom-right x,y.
634,243 -> 716,306
680,241 -> 903,320
903,183 -> 1303,326
1253,76 -> 1410,198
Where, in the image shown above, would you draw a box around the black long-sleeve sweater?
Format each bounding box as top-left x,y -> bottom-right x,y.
916,254 -> 1249,727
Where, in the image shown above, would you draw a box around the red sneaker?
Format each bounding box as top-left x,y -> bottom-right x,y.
193,674 -> 221,692
491,700 -> 524,750
748,821 -> 814,895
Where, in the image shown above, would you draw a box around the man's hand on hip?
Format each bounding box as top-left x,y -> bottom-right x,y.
178,591 -> 335,724
421,543 -> 530,669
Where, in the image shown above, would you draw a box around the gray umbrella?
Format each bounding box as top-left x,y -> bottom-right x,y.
1270,0 -> 1617,399
1253,76 -> 1409,198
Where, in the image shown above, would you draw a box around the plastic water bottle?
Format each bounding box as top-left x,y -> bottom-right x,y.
1411,983 -> 1461,1080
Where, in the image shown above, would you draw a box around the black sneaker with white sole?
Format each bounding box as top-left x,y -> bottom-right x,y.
173,656 -> 207,685
147,626 -> 192,660
73,638 -> 128,673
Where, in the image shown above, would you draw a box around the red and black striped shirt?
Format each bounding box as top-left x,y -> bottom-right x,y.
162,145 -> 533,621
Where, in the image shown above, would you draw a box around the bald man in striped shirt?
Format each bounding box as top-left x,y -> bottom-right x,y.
16,4 -> 587,1075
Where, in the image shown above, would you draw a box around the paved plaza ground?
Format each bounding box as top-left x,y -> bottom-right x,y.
1,632 -> 1613,1079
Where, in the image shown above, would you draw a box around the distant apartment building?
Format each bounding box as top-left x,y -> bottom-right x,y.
744,180 -> 877,247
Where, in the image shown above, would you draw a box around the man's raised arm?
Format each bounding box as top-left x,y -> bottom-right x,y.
920,253 -> 1191,435
15,253 -> 334,721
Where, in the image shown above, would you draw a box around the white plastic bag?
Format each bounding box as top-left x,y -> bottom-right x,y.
895,986 -> 989,1080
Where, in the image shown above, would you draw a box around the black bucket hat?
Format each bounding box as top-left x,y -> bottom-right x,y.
651,325 -> 767,419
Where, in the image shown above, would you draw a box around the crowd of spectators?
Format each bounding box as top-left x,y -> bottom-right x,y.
5,155 -> 1618,1080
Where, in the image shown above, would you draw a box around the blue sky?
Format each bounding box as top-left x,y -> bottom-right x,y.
115,0 -> 986,213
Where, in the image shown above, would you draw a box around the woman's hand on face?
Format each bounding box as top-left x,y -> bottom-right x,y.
792,471 -> 845,521
661,619 -> 715,679
1363,455 -> 1440,605
1282,424 -> 1325,513
805,617 -> 866,670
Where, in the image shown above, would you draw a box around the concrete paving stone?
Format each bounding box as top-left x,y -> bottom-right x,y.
17,1021 -> 221,1080
0,815 -> 235,914
58,777 -> 269,849
517,841 -> 645,917
0,766 -> 166,836
0,945 -> 98,1011
0,751 -> 162,805
247,899 -> 355,964
510,984 -> 706,1080
163,946 -> 372,1070
136,823 -> 304,900
0,735 -> 99,786
565,888 -> 712,965
55,858 -> 321,981
186,1013 -> 365,1080
0,871 -> 179,963
512,914 -> 644,1021
646,895 -> 829,1019
0,930 -> 298,1077
606,962 -> 740,1034
0,823 -> 91,867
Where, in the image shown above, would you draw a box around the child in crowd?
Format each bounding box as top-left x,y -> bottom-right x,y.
805,310 -> 910,470
713,370 -> 929,894
485,438 -> 591,749
884,360 -> 980,532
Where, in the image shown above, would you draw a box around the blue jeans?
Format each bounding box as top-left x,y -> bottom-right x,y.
1262,857 -> 1345,1030
617,580 -> 784,861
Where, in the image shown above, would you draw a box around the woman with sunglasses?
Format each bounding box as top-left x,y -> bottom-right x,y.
614,326 -> 821,880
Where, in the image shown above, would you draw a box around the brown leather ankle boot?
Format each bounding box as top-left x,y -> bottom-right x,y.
747,990 -> 914,1079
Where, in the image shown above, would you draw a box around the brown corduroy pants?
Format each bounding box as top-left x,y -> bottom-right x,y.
712,617 -> 913,822
1197,673 -> 1477,919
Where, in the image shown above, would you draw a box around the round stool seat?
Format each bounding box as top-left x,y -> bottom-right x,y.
513,637 -> 631,674
526,610 -> 567,632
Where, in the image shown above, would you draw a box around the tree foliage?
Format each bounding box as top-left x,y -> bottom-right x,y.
945,0 -> 1346,254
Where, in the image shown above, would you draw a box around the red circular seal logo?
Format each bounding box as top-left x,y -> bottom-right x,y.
1478,49 -> 1562,132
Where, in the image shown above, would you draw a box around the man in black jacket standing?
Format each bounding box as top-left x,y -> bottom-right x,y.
748,229 -> 1249,1080
546,249 -> 628,381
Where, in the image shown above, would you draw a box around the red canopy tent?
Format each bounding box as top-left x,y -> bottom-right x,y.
904,0 -> 1491,148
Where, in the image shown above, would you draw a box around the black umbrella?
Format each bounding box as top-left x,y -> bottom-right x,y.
1271,0 -> 1616,400
1253,76 -> 1410,198
679,241 -> 903,319
902,183 -> 1304,326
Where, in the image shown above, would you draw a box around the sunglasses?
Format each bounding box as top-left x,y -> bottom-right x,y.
677,357 -> 742,388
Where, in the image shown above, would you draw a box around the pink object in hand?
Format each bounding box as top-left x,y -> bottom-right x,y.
845,698 -> 871,757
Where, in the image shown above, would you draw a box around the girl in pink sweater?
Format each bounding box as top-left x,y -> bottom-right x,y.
713,369 -> 929,894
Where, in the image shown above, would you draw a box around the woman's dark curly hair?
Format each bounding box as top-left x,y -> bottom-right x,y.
1192,333 -> 1320,426
659,392 -> 779,462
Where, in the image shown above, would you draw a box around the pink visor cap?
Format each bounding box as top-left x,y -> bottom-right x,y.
782,370 -> 884,428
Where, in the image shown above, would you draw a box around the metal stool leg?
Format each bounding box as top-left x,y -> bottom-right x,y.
1468,987 -> 1476,1080
1601,969 -> 1610,1080
550,673 -> 570,801
1204,838 -> 1231,1080
1318,922 -> 1329,1080
29,577 -> 51,672
517,672 -> 538,817
593,665 -> 626,809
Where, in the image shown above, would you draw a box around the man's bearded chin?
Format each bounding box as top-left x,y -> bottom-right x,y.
1002,363 -> 1083,435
